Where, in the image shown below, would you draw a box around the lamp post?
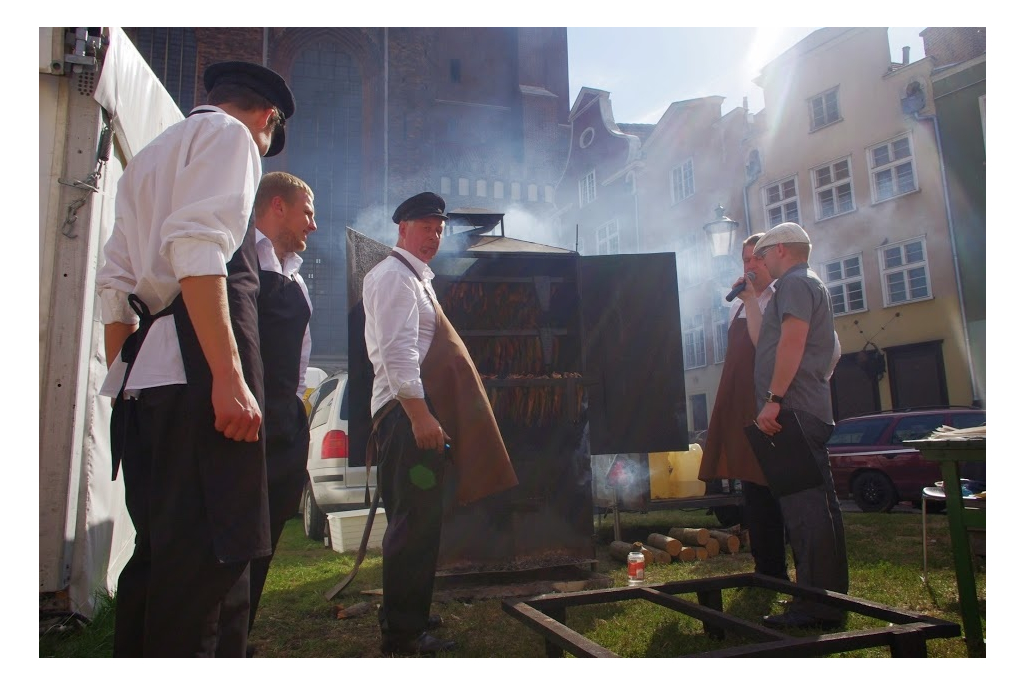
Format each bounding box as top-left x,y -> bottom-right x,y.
702,204 -> 741,289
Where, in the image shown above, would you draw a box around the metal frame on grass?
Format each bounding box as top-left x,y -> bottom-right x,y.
502,573 -> 960,657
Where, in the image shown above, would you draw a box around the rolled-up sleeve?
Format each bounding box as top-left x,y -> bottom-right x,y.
97,180 -> 140,325
162,121 -> 260,280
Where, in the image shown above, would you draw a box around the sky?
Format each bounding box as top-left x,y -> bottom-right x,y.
567,27 -> 927,124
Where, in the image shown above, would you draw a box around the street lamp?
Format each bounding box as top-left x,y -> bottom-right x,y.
702,204 -> 740,288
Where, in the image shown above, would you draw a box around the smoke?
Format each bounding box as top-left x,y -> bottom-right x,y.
350,204 -> 396,246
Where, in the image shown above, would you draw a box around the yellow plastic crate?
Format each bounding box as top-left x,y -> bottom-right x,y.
649,445 -> 706,500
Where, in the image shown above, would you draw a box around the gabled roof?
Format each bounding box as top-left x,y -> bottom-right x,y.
617,123 -> 656,144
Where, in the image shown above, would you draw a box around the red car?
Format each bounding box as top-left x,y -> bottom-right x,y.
827,407 -> 985,512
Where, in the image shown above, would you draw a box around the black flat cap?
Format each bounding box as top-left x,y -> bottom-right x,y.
204,61 -> 295,157
392,192 -> 449,223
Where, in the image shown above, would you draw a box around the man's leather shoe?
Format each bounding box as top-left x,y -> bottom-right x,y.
762,610 -> 843,630
427,614 -> 443,630
381,631 -> 457,656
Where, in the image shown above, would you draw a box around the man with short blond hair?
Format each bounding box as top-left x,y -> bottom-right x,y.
245,171 -> 317,649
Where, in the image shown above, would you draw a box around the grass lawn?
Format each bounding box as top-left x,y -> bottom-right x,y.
40,507 -> 984,658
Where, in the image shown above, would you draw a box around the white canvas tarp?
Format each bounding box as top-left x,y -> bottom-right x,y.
39,27 -> 183,618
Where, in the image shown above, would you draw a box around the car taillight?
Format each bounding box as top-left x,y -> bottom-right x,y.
322,430 -> 349,459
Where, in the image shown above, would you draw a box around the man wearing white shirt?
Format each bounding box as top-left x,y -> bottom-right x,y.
246,172 -> 317,648
96,61 -> 294,657
700,233 -> 790,580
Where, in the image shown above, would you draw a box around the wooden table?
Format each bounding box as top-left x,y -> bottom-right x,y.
907,437 -> 985,657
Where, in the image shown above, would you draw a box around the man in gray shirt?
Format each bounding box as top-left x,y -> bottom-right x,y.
752,222 -> 848,630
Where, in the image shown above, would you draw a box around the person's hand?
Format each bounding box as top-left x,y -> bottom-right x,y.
211,372 -> 262,442
410,412 -> 452,453
756,401 -> 782,436
735,272 -> 757,303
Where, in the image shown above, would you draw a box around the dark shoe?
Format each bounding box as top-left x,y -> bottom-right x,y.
381,631 -> 457,656
762,610 -> 843,630
427,614 -> 443,630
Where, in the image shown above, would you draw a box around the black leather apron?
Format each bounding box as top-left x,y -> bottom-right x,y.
257,267 -> 311,479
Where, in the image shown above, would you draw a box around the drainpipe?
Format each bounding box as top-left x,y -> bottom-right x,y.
741,100 -> 758,239
914,110 -> 980,405
384,28 -> 389,206
262,28 -> 269,66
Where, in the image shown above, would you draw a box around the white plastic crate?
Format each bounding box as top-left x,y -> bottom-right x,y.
327,508 -> 388,553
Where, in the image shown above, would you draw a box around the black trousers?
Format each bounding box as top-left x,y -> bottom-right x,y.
374,407 -> 447,641
741,480 -> 788,580
778,410 -> 849,621
247,433 -> 308,632
113,386 -> 250,657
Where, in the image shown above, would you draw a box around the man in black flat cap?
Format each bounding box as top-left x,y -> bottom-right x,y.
97,60 -> 295,657
362,192 -> 517,656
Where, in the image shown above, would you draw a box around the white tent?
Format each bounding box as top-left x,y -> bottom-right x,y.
39,27 -> 183,618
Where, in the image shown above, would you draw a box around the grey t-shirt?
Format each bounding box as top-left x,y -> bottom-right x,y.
754,263 -> 836,425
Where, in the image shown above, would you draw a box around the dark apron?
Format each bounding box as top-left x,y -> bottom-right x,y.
110,294 -> 174,481
257,268 -> 311,480
173,221 -> 269,562
386,251 -> 518,505
699,306 -> 769,486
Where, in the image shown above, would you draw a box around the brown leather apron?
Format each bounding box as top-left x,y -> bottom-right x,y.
390,252 -> 518,505
698,306 -> 769,486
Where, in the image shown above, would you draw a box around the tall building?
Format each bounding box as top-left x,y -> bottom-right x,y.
923,28 -> 986,403
748,27 -> 976,415
125,27 -> 571,369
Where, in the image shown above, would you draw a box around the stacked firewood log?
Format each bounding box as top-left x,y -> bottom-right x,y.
611,526 -> 746,568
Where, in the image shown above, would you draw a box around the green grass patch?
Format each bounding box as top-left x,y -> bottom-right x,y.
40,508 -> 983,657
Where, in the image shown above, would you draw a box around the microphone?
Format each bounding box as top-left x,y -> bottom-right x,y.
725,272 -> 757,303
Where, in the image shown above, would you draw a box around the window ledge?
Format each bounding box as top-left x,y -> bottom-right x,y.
883,294 -> 934,308
809,117 -> 844,133
815,207 -> 857,224
871,186 -> 921,206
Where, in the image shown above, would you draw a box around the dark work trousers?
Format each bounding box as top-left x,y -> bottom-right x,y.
741,480 -> 788,580
113,386 -> 250,657
375,406 -> 448,641
778,409 -> 849,621
247,431 -> 309,633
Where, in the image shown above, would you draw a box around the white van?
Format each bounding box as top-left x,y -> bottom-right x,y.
301,371 -> 377,539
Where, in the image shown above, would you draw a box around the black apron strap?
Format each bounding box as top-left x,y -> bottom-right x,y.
111,293 -> 175,480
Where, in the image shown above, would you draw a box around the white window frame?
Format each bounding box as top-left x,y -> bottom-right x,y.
822,253 -> 866,316
677,234 -> 708,288
712,305 -> 729,363
683,314 -> 707,370
595,220 -> 620,255
868,133 -> 918,204
511,182 -> 521,201
670,158 -> 695,204
763,176 -> 800,228
458,177 -> 469,196
808,86 -> 841,131
527,184 -> 538,202
579,170 -> 597,206
476,179 -> 487,197
812,156 -> 855,221
440,176 -> 451,194
493,181 -> 504,199
877,236 -> 932,306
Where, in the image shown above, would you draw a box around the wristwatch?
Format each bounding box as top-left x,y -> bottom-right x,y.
764,390 -> 784,404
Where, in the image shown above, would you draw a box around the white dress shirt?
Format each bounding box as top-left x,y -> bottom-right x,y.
362,247 -> 438,416
97,105 -> 262,397
254,228 -> 313,398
